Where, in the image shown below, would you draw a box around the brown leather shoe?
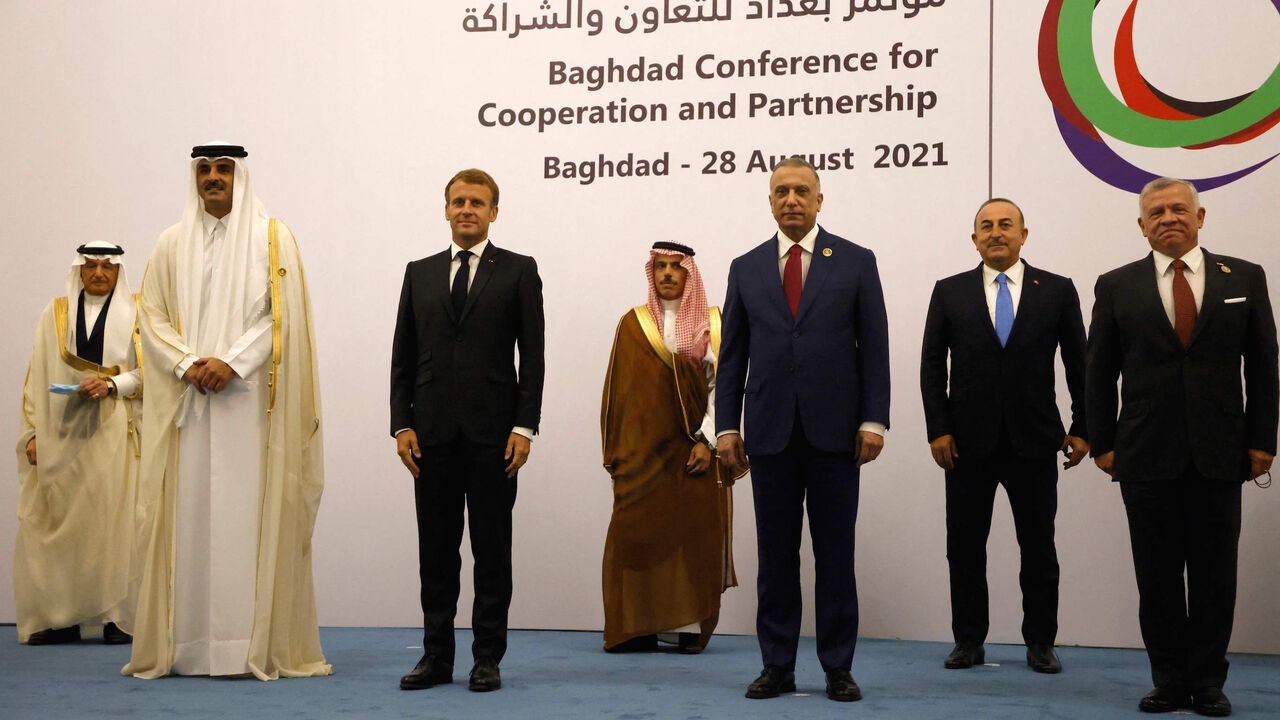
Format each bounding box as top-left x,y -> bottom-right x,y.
1191,687 -> 1232,717
944,644 -> 985,669
468,658 -> 501,692
399,655 -> 453,690
745,665 -> 795,699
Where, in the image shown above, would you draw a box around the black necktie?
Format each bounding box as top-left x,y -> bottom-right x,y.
452,250 -> 473,318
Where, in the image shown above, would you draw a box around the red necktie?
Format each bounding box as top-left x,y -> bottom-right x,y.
783,244 -> 803,318
1171,258 -> 1196,348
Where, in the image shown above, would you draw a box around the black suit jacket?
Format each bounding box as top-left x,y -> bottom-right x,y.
390,242 -> 545,447
1086,249 -> 1278,482
921,261 -> 1087,460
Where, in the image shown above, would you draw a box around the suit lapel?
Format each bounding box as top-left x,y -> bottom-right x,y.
795,228 -> 832,324
1135,252 -> 1183,348
459,242 -> 498,323
1005,261 -> 1039,347
429,249 -> 458,324
753,235 -> 792,323
969,263 -> 1001,346
1191,248 -> 1226,347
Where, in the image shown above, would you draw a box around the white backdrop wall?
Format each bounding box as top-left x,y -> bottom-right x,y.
2,0 -> 1278,654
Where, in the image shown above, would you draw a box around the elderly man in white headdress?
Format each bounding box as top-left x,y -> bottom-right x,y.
599,241 -> 743,654
16,241 -> 140,646
124,144 -> 329,680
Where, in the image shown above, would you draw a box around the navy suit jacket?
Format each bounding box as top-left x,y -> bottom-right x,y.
920,261 -> 1087,460
389,242 -> 545,447
1086,249 -> 1278,482
715,227 -> 890,456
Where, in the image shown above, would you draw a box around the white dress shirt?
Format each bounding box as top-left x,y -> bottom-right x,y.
1151,245 -> 1206,327
982,259 -> 1025,326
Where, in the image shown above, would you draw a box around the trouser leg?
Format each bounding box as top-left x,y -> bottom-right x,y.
805,446 -> 861,671
1002,454 -> 1060,646
464,438 -> 518,664
1120,480 -> 1189,689
945,455 -> 999,647
1183,475 -> 1241,690
749,435 -> 805,671
415,441 -> 467,665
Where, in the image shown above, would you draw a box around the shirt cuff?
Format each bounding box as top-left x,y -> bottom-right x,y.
175,353 -> 198,379
715,430 -> 741,438
511,426 -> 534,441
858,422 -> 887,437
394,428 -> 412,437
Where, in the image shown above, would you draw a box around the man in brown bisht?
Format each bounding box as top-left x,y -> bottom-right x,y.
600,241 -> 742,654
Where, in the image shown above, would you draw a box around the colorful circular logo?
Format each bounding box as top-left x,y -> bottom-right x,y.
1038,0 -> 1280,192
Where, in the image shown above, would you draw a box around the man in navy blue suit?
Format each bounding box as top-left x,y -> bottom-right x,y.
716,157 -> 890,702
920,198 -> 1088,675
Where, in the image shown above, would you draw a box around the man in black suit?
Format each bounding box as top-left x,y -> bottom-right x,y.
390,168 -> 545,693
921,198 -> 1088,675
1087,178 -> 1277,717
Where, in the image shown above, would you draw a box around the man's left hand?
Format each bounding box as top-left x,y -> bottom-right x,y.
78,377 -> 111,401
504,433 -> 531,478
1061,435 -> 1089,470
1248,448 -> 1274,480
687,443 -> 711,475
855,431 -> 884,466
195,357 -> 237,393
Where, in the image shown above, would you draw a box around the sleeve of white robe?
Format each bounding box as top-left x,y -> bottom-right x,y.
219,294 -> 272,380
699,345 -> 716,444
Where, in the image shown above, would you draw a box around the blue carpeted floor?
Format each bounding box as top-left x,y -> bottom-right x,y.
2,626 -> 1278,719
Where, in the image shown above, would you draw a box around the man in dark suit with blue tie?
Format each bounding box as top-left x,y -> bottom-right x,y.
920,198 -> 1088,675
716,157 -> 890,702
1087,178 -> 1277,717
391,168 -> 545,694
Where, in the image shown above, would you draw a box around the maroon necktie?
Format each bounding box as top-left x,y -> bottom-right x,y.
1171,258 -> 1196,348
783,244 -> 803,318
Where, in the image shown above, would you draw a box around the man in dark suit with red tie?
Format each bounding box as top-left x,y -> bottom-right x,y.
716,157 -> 890,702
390,168 -> 545,693
1087,177 -> 1277,717
920,198 -> 1088,675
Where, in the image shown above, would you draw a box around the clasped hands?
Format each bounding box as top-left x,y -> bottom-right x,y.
396,429 -> 531,479
182,357 -> 237,395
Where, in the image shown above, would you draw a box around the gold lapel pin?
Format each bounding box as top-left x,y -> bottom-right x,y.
822,248 -> 832,257
1033,279 -> 1040,285
1219,263 -> 1231,274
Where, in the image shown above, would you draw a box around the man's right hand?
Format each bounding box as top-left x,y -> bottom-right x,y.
182,363 -> 207,395
929,434 -> 958,470
1094,450 -> 1115,477
25,438 -> 36,466
397,430 -> 421,479
716,433 -> 747,477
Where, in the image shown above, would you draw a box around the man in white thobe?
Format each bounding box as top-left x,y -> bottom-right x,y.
16,242 -> 140,646
125,144 -> 330,680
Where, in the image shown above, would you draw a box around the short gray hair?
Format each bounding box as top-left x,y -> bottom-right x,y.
771,156 -> 820,191
1139,177 -> 1199,214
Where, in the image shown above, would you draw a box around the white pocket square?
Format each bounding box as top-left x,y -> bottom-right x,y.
1225,297 -> 1247,304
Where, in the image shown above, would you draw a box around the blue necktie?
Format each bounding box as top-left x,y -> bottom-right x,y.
995,272 -> 1013,347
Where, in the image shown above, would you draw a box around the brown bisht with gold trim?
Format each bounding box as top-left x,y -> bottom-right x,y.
600,306 -> 742,651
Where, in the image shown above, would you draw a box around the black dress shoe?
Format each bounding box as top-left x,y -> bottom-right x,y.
102,622 -> 132,645
676,633 -> 703,655
605,634 -> 658,653
26,625 -> 81,645
825,669 -> 862,702
468,658 -> 501,692
399,655 -> 453,690
1026,644 -> 1062,674
745,665 -> 795,699
1138,686 -> 1191,713
944,644 -> 985,669
1191,687 -> 1232,717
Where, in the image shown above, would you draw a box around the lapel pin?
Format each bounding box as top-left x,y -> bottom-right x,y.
822,248 -> 833,257
1033,279 -> 1039,285
1218,263 -> 1231,274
